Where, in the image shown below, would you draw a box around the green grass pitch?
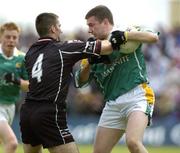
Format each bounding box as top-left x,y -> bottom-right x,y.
79,145 -> 179,153
0,144 -> 179,153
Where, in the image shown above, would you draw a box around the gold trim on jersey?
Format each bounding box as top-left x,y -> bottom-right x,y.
14,49 -> 25,56
15,62 -> 22,68
80,59 -> 89,68
141,83 -> 155,104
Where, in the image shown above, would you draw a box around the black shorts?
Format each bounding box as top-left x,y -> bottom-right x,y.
20,101 -> 74,148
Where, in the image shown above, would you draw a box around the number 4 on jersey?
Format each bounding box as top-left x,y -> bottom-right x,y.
32,54 -> 43,82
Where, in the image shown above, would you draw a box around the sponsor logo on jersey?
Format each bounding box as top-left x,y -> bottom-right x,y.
102,55 -> 129,77
16,62 -> 22,68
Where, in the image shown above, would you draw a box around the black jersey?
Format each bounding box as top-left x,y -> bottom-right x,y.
25,37 -> 100,105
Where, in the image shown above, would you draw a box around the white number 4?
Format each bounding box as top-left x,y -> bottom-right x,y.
32,53 -> 43,82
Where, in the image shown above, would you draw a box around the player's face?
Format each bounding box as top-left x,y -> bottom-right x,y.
86,16 -> 108,40
54,19 -> 62,41
0,30 -> 19,53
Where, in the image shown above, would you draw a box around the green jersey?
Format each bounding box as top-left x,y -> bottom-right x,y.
76,44 -> 148,102
0,49 -> 28,104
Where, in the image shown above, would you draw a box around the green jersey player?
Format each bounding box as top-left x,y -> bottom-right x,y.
0,49 -> 28,104
0,22 -> 29,153
75,5 -> 159,153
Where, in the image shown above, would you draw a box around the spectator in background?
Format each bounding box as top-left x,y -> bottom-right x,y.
0,22 -> 29,153
74,83 -> 104,115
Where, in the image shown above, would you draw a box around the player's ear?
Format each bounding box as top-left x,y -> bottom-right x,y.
49,25 -> 56,34
103,18 -> 109,25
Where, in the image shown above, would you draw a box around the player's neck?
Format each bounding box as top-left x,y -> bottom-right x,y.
2,48 -> 13,57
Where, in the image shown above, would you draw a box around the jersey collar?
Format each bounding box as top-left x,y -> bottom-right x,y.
0,44 -> 18,60
38,37 -> 55,42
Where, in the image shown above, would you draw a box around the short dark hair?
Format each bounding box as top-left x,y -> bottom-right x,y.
85,5 -> 114,25
35,12 -> 58,37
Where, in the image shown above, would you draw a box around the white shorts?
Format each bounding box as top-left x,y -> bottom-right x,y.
98,83 -> 155,130
0,103 -> 15,125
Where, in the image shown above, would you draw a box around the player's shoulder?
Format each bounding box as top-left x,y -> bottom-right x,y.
14,48 -> 25,59
55,40 -> 84,51
126,25 -> 158,34
67,40 -> 83,43
14,48 -> 25,57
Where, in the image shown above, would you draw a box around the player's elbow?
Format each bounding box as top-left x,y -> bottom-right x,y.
148,33 -> 159,43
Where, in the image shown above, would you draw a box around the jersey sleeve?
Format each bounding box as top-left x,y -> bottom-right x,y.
74,62 -> 94,88
16,51 -> 28,80
60,40 -> 101,60
74,69 -> 93,88
21,58 -> 28,80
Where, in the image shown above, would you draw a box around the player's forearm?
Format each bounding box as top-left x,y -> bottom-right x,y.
20,79 -> 29,92
127,31 -> 159,43
79,63 -> 91,84
100,40 -> 113,55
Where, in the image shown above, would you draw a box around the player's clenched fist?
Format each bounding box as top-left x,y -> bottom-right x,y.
109,30 -> 128,50
4,73 -> 20,85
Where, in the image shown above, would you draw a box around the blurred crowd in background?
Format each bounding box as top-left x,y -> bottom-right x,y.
14,24 -> 180,121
